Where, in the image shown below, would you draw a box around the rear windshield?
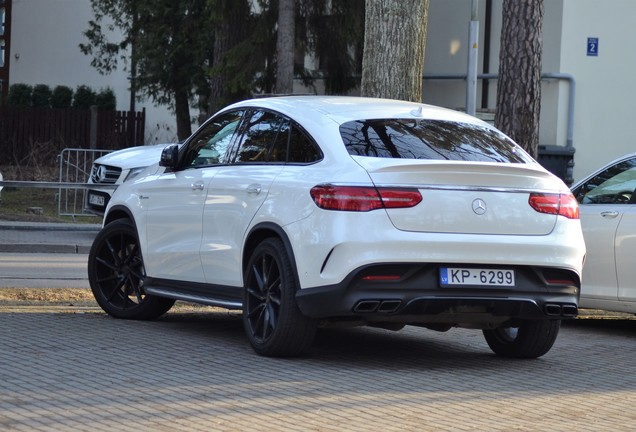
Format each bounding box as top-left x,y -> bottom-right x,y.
340,119 -> 533,163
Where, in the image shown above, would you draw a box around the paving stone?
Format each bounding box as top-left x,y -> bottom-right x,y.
0,307 -> 634,431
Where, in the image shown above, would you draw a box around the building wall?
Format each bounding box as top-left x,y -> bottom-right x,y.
424,0 -> 635,182
423,0 -> 475,110
9,0 -> 177,144
559,0 -> 636,180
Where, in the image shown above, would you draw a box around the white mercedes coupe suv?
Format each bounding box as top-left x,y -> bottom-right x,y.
88,96 -> 586,358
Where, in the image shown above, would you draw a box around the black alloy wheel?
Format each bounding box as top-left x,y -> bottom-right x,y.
243,238 -> 316,357
88,219 -> 174,320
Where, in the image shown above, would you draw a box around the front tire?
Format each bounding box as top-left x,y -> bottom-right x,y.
88,219 -> 175,320
243,238 -> 317,357
483,319 -> 561,359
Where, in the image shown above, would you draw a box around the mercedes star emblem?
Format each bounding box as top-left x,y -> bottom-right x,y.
472,198 -> 487,215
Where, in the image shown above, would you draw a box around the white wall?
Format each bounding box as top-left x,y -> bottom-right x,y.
560,0 -> 636,180
423,0 -> 475,110
9,0 -> 178,144
425,0 -> 636,183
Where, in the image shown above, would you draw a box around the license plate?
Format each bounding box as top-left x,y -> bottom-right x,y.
440,268 -> 515,287
88,193 -> 105,207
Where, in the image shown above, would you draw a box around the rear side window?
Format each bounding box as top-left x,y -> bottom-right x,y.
340,119 -> 533,163
288,124 -> 322,163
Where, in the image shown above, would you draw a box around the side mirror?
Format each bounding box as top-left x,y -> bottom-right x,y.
160,144 -> 180,169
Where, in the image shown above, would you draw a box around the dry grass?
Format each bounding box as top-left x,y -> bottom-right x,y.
0,288 -> 239,315
0,288 -> 97,306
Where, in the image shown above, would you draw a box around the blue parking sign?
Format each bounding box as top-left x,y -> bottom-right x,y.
587,37 -> 598,56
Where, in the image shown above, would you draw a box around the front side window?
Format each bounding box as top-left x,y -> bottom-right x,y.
574,158 -> 636,204
231,110 -> 322,164
234,110 -> 288,163
340,119 -> 533,163
181,110 -> 244,168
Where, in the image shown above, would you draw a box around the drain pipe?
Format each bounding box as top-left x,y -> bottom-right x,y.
423,72 -> 576,148
466,0 -> 479,116
541,72 -> 576,149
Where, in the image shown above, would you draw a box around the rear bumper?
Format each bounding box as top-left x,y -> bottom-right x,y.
295,263 -> 580,326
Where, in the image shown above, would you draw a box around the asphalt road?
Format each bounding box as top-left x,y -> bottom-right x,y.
0,252 -> 89,288
0,222 -> 94,288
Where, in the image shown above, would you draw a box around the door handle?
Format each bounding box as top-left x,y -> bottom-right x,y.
246,184 -> 262,194
600,210 -> 619,218
191,182 -> 205,191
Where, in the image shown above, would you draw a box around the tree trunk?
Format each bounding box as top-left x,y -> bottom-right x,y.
495,0 -> 544,159
175,89 -> 192,141
275,0 -> 295,94
361,0 -> 429,102
204,0 -> 252,121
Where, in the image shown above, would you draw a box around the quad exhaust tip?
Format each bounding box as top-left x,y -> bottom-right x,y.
545,303 -> 578,317
353,300 -> 402,314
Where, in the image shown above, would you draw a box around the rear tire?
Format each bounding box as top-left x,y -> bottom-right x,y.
88,219 -> 175,320
243,238 -> 317,357
483,319 -> 561,359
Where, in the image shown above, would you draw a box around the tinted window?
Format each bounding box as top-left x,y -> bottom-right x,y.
574,158 -> 636,204
182,111 -> 244,168
340,119 -> 532,163
269,121 -> 290,162
288,124 -> 322,163
235,111 -> 287,163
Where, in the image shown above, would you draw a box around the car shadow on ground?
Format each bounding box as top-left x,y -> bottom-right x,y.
155,309 -> 521,367
139,307 -> 636,372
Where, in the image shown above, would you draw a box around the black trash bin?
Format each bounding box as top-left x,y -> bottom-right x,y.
537,145 -> 576,186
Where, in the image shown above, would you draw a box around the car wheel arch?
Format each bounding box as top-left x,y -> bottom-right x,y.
102,205 -> 149,264
104,205 -> 136,227
243,222 -> 301,289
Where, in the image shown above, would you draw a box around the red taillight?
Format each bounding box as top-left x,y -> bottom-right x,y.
310,185 -> 422,212
378,188 -> 423,208
528,193 -> 580,219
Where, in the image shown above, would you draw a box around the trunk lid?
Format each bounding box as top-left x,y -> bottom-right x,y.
355,157 -> 563,235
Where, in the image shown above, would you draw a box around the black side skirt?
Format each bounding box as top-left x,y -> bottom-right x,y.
144,277 -> 243,310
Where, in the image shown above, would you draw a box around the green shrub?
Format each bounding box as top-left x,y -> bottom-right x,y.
32,84 -> 52,108
72,85 -> 96,109
51,86 -> 73,108
95,88 -> 117,110
8,83 -> 33,107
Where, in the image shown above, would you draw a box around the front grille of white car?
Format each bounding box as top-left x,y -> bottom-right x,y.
90,164 -> 122,184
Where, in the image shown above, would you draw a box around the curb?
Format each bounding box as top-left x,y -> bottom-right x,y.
0,222 -> 101,232
0,244 -> 92,254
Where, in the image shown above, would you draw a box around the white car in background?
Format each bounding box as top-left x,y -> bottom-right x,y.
571,152 -> 636,315
85,144 -> 173,215
88,96 -> 586,359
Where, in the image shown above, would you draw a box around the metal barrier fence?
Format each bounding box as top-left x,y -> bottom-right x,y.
0,148 -> 115,220
56,148 -> 112,218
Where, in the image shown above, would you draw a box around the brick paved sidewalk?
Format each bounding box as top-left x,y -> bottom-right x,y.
1,305 -> 635,431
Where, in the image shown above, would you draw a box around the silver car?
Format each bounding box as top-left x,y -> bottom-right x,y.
571,152 -> 636,314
